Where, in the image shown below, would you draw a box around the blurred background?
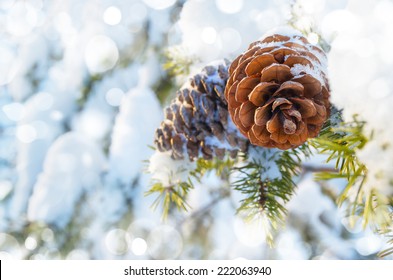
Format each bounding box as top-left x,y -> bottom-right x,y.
1,0 -> 393,259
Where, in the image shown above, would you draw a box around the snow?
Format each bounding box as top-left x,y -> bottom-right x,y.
328,0 -> 393,196
247,146 -> 282,180
84,35 -> 119,74
107,86 -> 162,186
254,29 -> 328,86
290,63 -> 326,87
148,151 -> 196,187
292,0 -> 350,43
285,174 -> 356,259
0,0 -> 391,261
261,26 -> 303,39
8,91 -> 77,223
177,0 -> 292,63
27,132 -> 106,228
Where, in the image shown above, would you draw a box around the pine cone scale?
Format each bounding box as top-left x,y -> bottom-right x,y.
245,54 -> 276,76
249,82 -> 279,106
236,77 -> 260,102
292,75 -> 322,97
284,56 -> 312,68
254,105 -> 272,127
275,81 -> 304,96
238,101 -> 257,128
260,64 -> 293,83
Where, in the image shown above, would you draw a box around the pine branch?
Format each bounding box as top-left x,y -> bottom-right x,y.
190,157 -> 234,182
232,147 -> 308,246
146,156 -> 234,219
147,143 -> 312,246
163,45 -> 198,78
146,180 -> 194,219
310,112 -> 392,233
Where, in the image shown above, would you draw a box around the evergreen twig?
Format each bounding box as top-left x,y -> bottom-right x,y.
232,147 -> 309,245
310,112 -> 392,238
146,157 -> 234,219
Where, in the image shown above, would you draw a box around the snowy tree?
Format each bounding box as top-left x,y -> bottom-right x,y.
0,0 -> 392,260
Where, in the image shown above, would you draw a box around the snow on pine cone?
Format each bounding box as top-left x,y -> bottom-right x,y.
155,60 -> 248,161
225,31 -> 331,150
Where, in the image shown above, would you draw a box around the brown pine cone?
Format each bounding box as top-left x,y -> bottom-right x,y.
155,60 -> 248,161
225,32 -> 330,150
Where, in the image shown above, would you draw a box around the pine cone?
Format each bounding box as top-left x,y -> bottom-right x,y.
225,33 -> 330,150
155,60 -> 248,161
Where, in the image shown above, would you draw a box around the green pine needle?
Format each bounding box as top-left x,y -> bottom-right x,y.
310,113 -> 392,256
146,181 -> 194,220
232,148 -> 307,246
145,157 -> 234,219
163,46 -> 198,77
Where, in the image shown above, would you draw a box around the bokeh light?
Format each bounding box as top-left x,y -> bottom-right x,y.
356,235 -> 383,256
298,0 -> 326,14
105,88 -> 125,107
128,219 -> 156,239
16,124 -> 37,143
33,92 -> 54,111
215,0 -> 243,14
126,3 -> 148,26
147,225 -> 183,259
103,6 -> 122,26
321,10 -> 360,41
85,35 -> 119,74
255,10 -> 281,32
41,228 -> 54,243
25,236 -> 38,251
0,0 -> 16,10
233,217 -> 266,247
143,0 -> 176,10
2,103 -> 25,122
1,0 -> 392,261
105,228 -> 130,255
201,27 -> 217,45
5,2 -> 38,37
307,32 -> 319,44
32,121 -> 50,140
43,249 -> 61,259
30,254 -> 45,260
75,109 -> 111,140
0,233 -> 21,259
219,28 -> 242,53
66,249 -> 90,260
131,238 -> 147,256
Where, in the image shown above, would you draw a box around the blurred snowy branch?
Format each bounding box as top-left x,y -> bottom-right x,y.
0,0 -> 392,260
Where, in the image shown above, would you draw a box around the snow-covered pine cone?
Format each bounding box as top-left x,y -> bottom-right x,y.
155,60 -> 248,161
225,32 -> 330,150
